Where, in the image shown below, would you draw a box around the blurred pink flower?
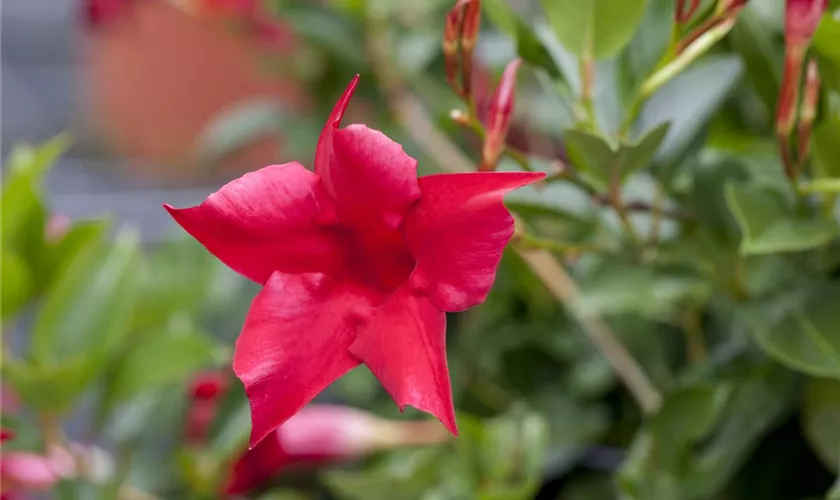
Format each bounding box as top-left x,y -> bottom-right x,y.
0,428 -> 73,499
223,405 -> 451,495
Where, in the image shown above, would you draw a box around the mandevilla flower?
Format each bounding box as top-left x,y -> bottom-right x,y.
225,404 -> 450,494
480,58 -> 522,172
165,75 -> 544,447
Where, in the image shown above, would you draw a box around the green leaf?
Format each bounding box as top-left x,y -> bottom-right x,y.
132,237 -> 224,329
3,356 -> 106,413
563,123 -> 669,191
31,228 -> 140,365
813,14 -> 840,92
1,134 -> 72,250
650,385 -> 731,448
728,5 -> 783,115
106,320 -> 218,405
637,56 -> 742,169
540,0 -> 649,59
34,219 -> 110,292
725,183 -> 838,254
813,118 -> 840,180
748,283 -> 840,378
1,248 -> 32,320
802,377 -> 840,473
482,0 -> 564,79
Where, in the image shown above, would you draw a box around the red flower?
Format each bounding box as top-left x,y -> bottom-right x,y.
224,405 -> 450,494
165,76 -> 544,447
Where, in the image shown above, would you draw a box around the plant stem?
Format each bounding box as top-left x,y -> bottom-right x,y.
365,20 -> 662,416
578,51 -> 597,129
515,248 -> 662,414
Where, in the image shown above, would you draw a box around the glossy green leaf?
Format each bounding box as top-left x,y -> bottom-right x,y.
650,384 -> 731,447
637,56 -> 742,168
802,377 -> 840,473
31,228 -> 140,365
725,183 -> 838,254
728,6 -> 782,114
540,0 -> 649,59
748,282 -> 840,378
1,248 -> 32,320
564,122 -> 669,191
106,321 -> 218,405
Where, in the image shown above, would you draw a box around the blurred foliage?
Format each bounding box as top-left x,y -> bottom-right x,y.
3,0 -> 840,498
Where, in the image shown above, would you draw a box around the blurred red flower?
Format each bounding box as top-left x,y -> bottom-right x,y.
166,75 -> 544,447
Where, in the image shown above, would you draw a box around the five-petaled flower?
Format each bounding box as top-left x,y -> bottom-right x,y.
165,76 -> 544,447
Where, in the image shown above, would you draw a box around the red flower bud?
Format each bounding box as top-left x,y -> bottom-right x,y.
443,0 -> 467,96
481,58 -> 522,172
460,0 -> 481,97
0,428 -> 14,443
777,0 -> 827,179
224,405 -> 451,495
185,371 -> 230,445
785,0 -> 828,46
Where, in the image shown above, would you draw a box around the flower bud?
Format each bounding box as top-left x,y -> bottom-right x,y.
785,0 -> 828,46
184,371 -> 230,445
459,0 -> 482,97
443,0 -> 467,96
224,405 -> 451,495
777,0 -> 827,179
481,58 -> 522,172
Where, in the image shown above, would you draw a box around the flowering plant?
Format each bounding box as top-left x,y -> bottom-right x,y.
2,0 -> 840,499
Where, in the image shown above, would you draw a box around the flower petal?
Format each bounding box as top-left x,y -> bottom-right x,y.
315,77 -> 421,231
0,452 -> 59,491
403,171 -> 545,311
164,162 -> 345,284
233,272 -> 380,447
348,279 -> 456,435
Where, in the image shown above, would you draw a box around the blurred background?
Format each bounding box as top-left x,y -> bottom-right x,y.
2,0 -> 840,499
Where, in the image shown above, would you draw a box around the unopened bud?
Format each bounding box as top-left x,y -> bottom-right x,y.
785,0 -> 828,46
225,405 -> 451,495
460,0 -> 481,97
481,58 -> 522,172
716,0 -> 749,16
777,0 -> 826,179
444,0 -> 467,96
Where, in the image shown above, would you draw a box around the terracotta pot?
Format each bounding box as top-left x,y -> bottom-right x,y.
83,0 -> 309,181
